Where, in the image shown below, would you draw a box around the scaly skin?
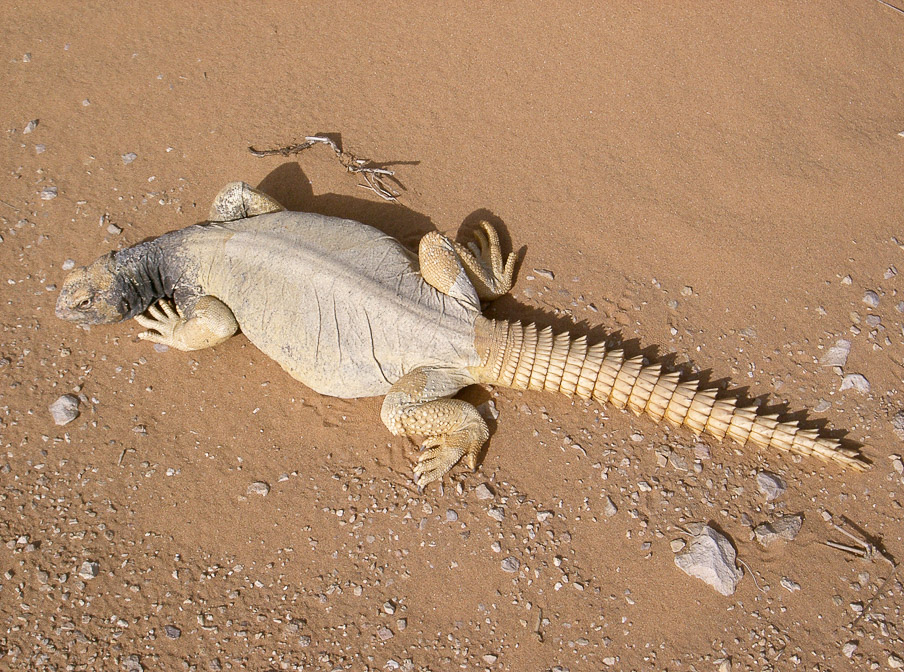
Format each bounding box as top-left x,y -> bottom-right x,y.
56,182 -> 868,487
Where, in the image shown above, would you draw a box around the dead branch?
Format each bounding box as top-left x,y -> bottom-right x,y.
248,136 -> 400,201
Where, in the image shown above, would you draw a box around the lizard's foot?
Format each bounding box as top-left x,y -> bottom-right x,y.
380,367 -> 488,487
134,296 -> 239,351
135,299 -> 184,346
453,221 -> 517,300
413,426 -> 485,487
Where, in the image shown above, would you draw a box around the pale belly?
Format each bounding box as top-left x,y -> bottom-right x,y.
191,212 -> 481,398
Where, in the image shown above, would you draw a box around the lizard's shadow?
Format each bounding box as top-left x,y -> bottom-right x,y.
256,162 -> 435,251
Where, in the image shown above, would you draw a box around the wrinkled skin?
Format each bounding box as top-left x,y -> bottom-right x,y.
55,252 -> 135,325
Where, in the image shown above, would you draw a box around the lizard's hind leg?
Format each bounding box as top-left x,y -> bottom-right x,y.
381,367 -> 488,487
419,221 -> 516,304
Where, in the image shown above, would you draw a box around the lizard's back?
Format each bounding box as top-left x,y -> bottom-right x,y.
177,211 -> 480,397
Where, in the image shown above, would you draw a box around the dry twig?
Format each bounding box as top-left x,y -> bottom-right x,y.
824,515 -> 900,628
248,136 -> 400,201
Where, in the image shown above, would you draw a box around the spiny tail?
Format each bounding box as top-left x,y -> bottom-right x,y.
476,319 -> 867,470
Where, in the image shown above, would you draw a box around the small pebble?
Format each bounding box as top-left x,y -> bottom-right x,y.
536,511 -> 553,522
602,496 -> 618,517
445,509 -> 458,522
841,641 -> 857,658
840,373 -> 870,394
482,654 -> 498,664
107,223 -> 122,235
49,394 -> 80,425
35,144 -> 45,154
841,274 -> 852,285
477,399 -> 499,421
891,454 -> 904,475
164,625 -> 181,639
474,483 -> 494,500
888,653 -> 904,669
820,339 -> 850,367
533,268 -> 554,280
40,186 -> 57,200
376,626 -> 394,641
680,285 -> 693,296
693,443 -> 711,460
62,258 -> 75,271
862,290 -> 880,308
78,561 -> 99,580
247,481 -> 270,496
669,539 -> 686,553
780,577 -> 801,592
500,556 -> 520,573
23,119 -> 38,134
487,507 -> 504,522
122,152 -> 137,165
756,471 -> 786,500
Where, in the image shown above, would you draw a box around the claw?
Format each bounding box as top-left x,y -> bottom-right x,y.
134,299 -> 185,347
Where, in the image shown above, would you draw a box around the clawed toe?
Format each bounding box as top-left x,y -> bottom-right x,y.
135,299 -> 184,345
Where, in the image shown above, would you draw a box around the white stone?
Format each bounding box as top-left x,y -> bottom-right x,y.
247,481 -> 270,496
49,394 -> 79,425
78,561 -> 99,580
840,373 -> 870,394
674,524 -> 743,596
820,339 -> 851,367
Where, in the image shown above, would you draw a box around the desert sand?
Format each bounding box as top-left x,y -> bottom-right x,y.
2,3 -> 903,670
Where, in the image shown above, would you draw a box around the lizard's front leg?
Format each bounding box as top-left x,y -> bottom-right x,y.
381,367 -> 488,487
208,181 -> 285,222
135,296 -> 238,351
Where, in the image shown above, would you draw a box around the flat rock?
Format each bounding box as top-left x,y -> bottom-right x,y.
674,524 -> 743,596
820,339 -> 850,367
49,394 -> 80,426
756,471 -> 786,500
754,514 -> 803,545
840,373 -> 870,394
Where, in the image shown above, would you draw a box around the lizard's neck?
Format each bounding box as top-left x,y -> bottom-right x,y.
113,239 -> 177,320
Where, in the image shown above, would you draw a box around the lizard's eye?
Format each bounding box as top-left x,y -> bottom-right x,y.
77,297 -> 93,310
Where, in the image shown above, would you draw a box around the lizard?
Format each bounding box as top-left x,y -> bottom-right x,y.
56,181 -> 868,486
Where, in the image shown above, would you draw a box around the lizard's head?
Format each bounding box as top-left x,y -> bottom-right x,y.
56,252 -> 134,325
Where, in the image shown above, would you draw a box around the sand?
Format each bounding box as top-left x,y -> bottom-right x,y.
2,3 -> 903,669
